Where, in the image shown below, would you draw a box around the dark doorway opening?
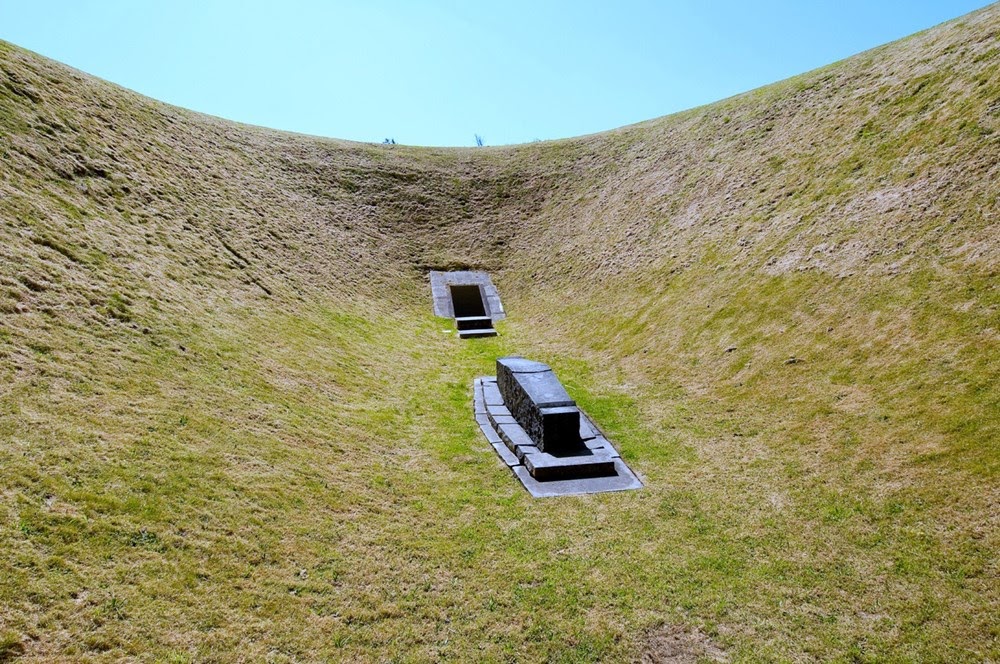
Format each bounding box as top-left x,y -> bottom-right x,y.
449,284 -> 496,338
449,284 -> 487,318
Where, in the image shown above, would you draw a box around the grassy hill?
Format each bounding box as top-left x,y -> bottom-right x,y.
0,4 -> 997,662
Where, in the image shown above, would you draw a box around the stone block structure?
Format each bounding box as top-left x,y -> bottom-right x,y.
496,357 -> 581,454
474,357 -> 642,497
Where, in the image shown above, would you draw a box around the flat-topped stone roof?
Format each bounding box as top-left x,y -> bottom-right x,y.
495,357 -> 549,373
497,357 -> 575,408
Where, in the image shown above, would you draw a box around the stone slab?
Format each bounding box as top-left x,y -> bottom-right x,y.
495,357 -> 550,373
487,403 -> 512,418
522,450 -> 617,481
585,436 -> 620,458
513,447 -> 541,464
482,382 -> 504,406
579,415 -> 601,440
489,413 -> 519,428
455,314 -> 491,325
497,421 -> 536,450
473,383 -> 487,415
515,436 -> 615,463
479,423 -> 503,445
458,328 -> 497,339
491,442 -> 520,467
512,459 -> 644,498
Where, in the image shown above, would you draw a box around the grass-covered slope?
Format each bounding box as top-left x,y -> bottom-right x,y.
0,4 -> 997,662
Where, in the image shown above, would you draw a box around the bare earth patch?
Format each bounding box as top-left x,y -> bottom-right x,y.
640,625 -> 728,663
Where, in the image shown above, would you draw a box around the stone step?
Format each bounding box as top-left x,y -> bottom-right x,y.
522,451 -> 617,481
458,328 -> 497,338
455,315 -> 493,331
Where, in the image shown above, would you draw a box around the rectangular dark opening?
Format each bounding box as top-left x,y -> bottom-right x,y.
450,284 -> 487,318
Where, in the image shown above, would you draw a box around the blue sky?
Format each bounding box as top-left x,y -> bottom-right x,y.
1,1 -> 991,146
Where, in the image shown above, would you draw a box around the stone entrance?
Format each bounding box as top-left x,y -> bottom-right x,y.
429,270 -> 504,338
449,284 -> 495,337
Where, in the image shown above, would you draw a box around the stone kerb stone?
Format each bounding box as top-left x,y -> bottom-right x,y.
496,357 -> 583,455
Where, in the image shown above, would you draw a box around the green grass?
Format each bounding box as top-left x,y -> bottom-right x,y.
4,278 -> 993,660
